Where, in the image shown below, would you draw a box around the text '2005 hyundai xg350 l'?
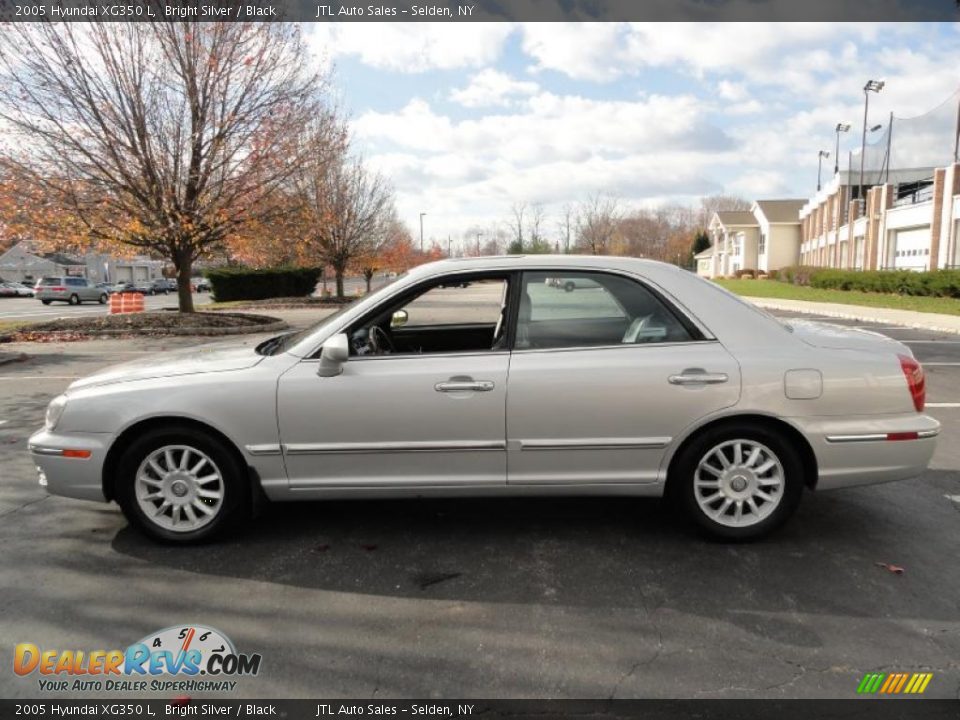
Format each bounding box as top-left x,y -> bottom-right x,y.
29,256 -> 938,543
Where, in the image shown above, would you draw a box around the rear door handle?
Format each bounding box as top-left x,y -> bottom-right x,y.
668,371 -> 729,385
435,380 -> 495,393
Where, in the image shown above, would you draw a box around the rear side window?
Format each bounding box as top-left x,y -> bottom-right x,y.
66,278 -> 85,286
516,271 -> 696,350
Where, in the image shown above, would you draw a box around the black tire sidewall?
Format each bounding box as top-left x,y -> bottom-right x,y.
674,422 -> 804,540
115,427 -> 248,543
69,294 -> 79,305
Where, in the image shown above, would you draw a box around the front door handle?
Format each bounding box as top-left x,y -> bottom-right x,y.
435,380 -> 495,393
668,371 -> 729,385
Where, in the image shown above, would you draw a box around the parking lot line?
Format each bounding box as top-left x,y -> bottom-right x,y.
918,362 -> 960,366
903,340 -> 960,344
925,402 -> 960,408
0,376 -> 80,381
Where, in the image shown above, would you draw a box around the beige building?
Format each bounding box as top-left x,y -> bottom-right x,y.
799,163 -> 960,271
697,200 -> 805,278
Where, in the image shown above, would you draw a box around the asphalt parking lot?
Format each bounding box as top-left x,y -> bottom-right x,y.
0,308 -> 958,700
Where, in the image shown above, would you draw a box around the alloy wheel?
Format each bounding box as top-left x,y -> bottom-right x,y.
134,444 -> 224,532
693,439 -> 785,527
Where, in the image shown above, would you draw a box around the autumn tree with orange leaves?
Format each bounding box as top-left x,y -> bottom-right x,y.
0,22 -> 332,312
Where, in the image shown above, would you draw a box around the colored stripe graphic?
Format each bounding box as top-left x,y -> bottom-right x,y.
857,672 -> 933,694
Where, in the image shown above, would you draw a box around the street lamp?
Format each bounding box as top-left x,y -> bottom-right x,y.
476,232 -> 482,256
834,122 -> 851,174
817,150 -> 831,191
859,79 -> 885,205
419,212 -> 426,253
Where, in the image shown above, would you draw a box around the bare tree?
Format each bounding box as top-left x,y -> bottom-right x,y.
296,151 -> 394,298
508,202 -> 527,253
526,203 -> 551,253
557,203 -> 575,254
576,194 -> 622,255
0,22 -> 329,311
697,194 -> 752,230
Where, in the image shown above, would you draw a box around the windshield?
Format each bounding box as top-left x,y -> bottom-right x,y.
256,273 -> 408,356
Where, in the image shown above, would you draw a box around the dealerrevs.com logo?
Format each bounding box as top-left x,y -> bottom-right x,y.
14,625 -> 262,693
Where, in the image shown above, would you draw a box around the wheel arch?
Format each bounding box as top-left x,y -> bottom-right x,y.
102,416 -> 253,502
664,413 -> 819,494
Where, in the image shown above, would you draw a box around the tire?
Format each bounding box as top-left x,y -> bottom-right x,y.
564,281 -> 576,292
69,294 -> 80,305
98,293 -> 108,304
671,421 -> 804,541
115,425 -> 250,543
41,299 -> 51,305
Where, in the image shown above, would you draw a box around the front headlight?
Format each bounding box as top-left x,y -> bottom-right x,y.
45,394 -> 68,431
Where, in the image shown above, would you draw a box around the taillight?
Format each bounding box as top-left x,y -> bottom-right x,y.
898,354 -> 925,412
50,286 -> 65,292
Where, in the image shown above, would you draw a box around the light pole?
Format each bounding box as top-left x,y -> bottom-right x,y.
834,122 -> 851,174
817,150 -> 830,191
859,79 -> 885,206
419,212 -> 426,253
476,232 -> 482,256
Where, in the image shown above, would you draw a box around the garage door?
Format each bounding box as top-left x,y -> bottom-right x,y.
116,268 -> 133,282
892,227 -> 931,270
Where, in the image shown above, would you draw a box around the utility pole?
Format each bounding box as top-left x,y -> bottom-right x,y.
419,212 -> 426,253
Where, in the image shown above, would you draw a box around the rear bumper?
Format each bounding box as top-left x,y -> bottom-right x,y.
28,429 -> 110,502
791,414 -> 940,490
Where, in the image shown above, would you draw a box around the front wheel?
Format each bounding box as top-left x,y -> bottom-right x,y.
671,422 -> 804,540
68,294 -> 80,305
98,293 -> 108,304
115,426 -> 249,543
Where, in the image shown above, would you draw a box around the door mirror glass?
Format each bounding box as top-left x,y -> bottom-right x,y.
318,333 -> 349,377
390,309 -> 409,328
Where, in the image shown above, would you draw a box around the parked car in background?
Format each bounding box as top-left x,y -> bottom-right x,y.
29,256 -> 938,544
0,283 -> 18,297
192,278 -> 211,293
34,277 -> 108,305
8,282 -> 35,297
95,282 -> 115,294
111,282 -> 140,294
545,276 -> 602,292
158,278 -> 177,292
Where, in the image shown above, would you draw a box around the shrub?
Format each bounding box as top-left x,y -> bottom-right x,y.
802,268 -> 960,298
734,268 -> 756,279
205,266 -> 322,302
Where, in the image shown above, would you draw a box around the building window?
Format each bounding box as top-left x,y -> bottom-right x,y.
758,233 -> 767,256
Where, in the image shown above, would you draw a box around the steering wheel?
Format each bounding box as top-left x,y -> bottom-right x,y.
368,325 -> 395,354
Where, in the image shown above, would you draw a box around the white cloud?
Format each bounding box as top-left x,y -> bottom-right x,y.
305,23 -> 513,73
450,69 -> 539,108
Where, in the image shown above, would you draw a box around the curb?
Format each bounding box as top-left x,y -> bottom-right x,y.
747,298 -> 960,336
0,352 -> 28,366
2,320 -> 288,342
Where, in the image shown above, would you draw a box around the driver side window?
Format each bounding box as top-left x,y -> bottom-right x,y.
350,276 -> 510,356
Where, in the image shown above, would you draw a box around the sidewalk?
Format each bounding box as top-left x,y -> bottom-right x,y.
745,297 -> 960,334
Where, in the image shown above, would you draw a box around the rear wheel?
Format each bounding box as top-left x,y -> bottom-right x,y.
41,299 -> 51,305
671,422 -> 804,540
98,293 -> 108,304
115,426 -> 249,543
69,294 -> 80,305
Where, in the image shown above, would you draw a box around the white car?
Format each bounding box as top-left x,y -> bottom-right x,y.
29,256 -> 938,543
1,282 -> 34,297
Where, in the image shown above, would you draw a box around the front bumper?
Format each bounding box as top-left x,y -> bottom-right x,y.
28,429 -> 111,502
791,414 -> 940,490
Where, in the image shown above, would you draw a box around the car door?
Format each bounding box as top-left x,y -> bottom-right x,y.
506,270 -> 741,486
275,273 -> 513,491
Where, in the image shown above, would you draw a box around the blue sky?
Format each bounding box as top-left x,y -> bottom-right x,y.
305,22 -> 960,251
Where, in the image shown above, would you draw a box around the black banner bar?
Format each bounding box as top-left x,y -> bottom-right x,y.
2,700 -> 960,720
1,0 -> 959,22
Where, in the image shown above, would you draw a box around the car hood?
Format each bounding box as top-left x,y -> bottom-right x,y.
68,343 -> 265,390
789,320 -> 906,353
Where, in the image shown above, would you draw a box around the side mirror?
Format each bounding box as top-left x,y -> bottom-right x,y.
390,309 -> 409,328
317,333 -> 349,377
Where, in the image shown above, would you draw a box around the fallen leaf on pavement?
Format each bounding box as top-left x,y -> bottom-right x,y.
875,562 -> 905,575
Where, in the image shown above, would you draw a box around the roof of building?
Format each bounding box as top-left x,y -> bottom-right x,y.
714,211 -> 757,227
41,252 -> 86,266
754,199 -> 805,224
694,248 -> 714,259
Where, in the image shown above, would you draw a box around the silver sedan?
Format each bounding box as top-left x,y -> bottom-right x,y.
29,256 -> 938,543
